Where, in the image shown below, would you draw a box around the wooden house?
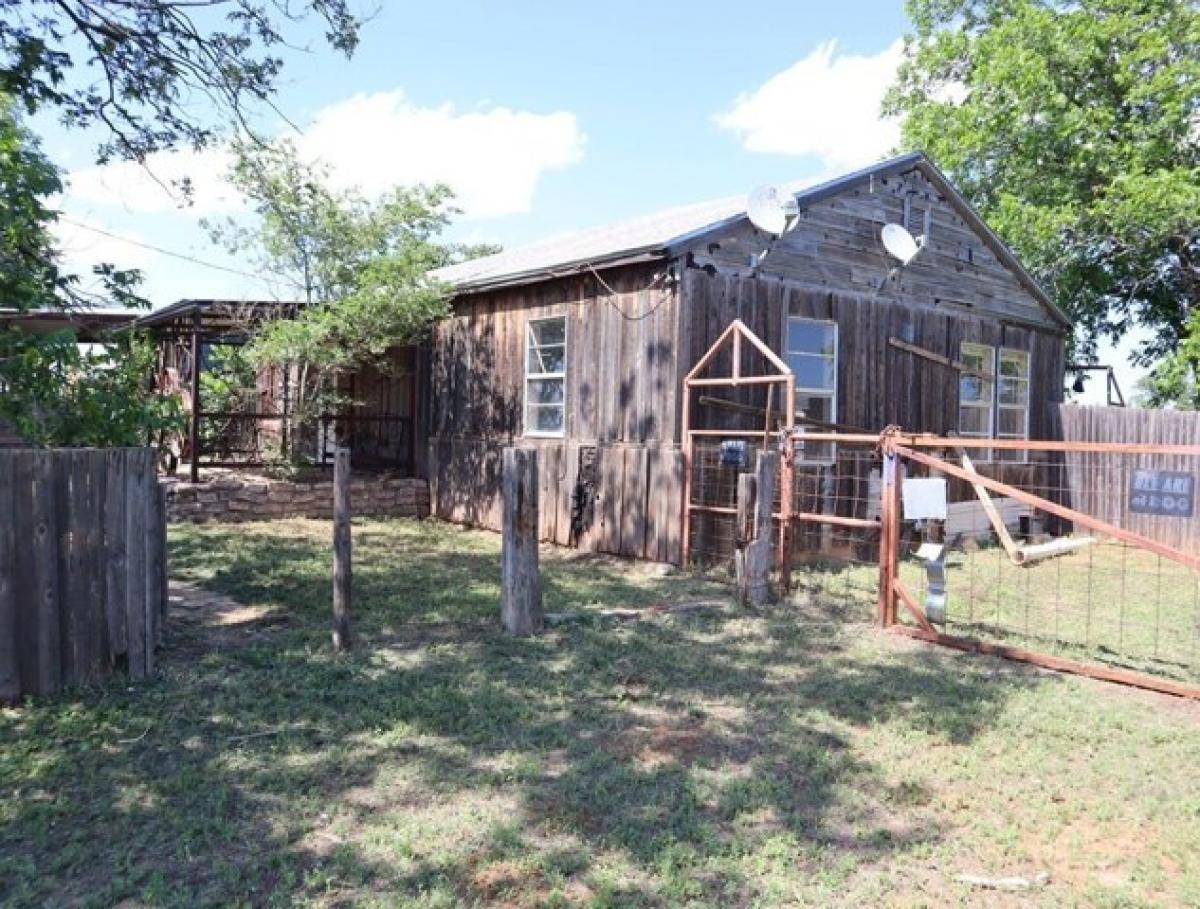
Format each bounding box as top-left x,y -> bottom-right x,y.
423,153 -> 1069,565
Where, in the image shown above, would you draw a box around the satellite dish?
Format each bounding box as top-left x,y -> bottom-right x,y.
747,185 -> 798,236
881,223 -> 923,265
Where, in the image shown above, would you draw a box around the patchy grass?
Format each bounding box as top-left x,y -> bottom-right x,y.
2,517 -> 1200,907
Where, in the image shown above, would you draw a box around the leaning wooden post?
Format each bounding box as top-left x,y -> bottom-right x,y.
332,446 -> 352,651
501,446 -> 544,635
743,450 -> 778,608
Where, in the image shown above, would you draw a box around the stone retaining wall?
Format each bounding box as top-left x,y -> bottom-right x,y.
163,471 -> 429,523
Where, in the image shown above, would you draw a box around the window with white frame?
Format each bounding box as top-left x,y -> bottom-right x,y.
958,343 -> 1031,461
996,348 -> 1030,462
786,317 -> 837,462
524,316 -> 566,436
958,343 -> 995,458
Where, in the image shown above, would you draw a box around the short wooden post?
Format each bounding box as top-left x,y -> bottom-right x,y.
332,446 -> 352,651
501,447 -> 544,635
743,450 -> 778,608
734,471 -> 757,607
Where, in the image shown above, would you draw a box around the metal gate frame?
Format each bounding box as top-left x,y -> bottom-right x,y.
866,429 -> 1200,701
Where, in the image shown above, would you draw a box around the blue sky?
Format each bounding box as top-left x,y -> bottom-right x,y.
39,1 -> 1139,401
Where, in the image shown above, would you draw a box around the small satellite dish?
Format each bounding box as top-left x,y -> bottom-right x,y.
746,185 -> 798,236
881,223 -> 923,265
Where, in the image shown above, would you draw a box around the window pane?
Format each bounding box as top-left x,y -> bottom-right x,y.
796,393 -> 833,424
960,374 -> 993,404
959,406 -> 990,436
530,318 -> 565,346
999,349 -> 1029,378
997,407 -> 1026,436
527,344 -> 564,374
788,319 -> 835,356
796,394 -> 834,461
527,378 -> 564,404
527,404 -> 564,433
788,352 -> 835,390
998,377 -> 1028,406
960,344 -> 992,372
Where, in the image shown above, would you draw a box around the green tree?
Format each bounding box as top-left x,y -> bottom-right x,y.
208,142 -> 486,452
1141,312 -> 1200,407
1,0 -> 359,164
0,98 -> 178,444
1,2 -> 362,444
0,328 -> 180,446
885,0 -> 1200,374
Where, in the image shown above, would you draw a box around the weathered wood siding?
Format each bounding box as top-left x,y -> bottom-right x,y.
423,162 -> 1068,565
680,270 -> 1066,443
0,448 -> 167,702
426,263 -> 685,562
687,166 -> 1062,331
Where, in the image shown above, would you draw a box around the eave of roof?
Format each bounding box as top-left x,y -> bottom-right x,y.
133,298 -> 303,330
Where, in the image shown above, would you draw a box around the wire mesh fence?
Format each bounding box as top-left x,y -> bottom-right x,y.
686,438 -> 882,618
685,428 -> 1200,690
891,442 -> 1200,685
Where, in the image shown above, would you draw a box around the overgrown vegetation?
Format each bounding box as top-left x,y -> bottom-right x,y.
2,518 -> 1198,907
886,0 -> 1200,395
205,142 -> 483,432
0,98 -> 177,446
0,1 -> 363,445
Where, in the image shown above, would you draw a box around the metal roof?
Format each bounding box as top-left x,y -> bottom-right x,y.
431,152 -> 1069,329
134,298 -> 303,332
0,308 -> 137,340
433,154 -> 928,292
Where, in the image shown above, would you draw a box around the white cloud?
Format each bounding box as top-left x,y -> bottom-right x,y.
301,92 -> 585,218
51,216 -> 158,274
64,91 -> 586,220
714,39 -> 904,168
66,147 -> 237,216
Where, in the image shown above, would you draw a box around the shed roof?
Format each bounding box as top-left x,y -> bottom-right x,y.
433,152 -> 1069,329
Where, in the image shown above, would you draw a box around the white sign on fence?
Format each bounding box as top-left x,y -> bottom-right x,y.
902,477 -> 948,521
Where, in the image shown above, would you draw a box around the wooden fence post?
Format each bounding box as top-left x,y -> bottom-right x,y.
742,450 -> 778,608
878,449 -> 902,626
501,447 -> 544,635
332,446 -> 352,652
734,471 -> 757,607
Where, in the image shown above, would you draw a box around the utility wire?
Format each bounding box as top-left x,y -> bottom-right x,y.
58,217 -> 298,288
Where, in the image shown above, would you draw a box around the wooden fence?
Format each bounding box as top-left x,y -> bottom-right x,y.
1058,405 -> 1200,553
0,448 -> 167,701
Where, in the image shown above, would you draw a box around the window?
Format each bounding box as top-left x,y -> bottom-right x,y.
996,348 -> 1030,462
958,343 -> 1031,461
786,317 -> 837,462
958,343 -> 995,459
525,316 -> 566,436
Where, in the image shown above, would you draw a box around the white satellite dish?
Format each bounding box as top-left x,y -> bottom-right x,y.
881,222 -> 924,265
746,185 -> 799,236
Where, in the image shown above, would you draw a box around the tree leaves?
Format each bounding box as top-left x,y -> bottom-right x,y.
0,1 -> 360,164
887,0 -> 1199,378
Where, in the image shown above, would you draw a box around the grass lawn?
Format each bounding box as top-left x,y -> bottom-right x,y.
3,517 -> 1200,907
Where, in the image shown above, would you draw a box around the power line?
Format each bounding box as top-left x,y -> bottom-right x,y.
58,216 -> 298,288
